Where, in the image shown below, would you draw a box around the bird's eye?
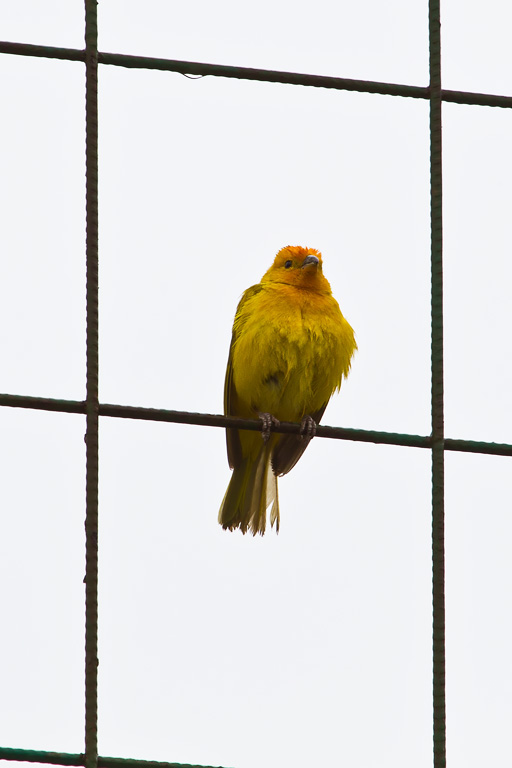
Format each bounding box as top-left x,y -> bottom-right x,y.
284,260 -> 292,269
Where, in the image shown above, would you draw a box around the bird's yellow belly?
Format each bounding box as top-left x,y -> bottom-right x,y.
231,298 -> 349,422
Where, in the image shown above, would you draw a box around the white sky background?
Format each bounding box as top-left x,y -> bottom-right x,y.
1,2 -> 511,767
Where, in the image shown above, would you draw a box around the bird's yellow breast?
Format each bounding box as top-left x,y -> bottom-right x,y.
231,282 -> 355,422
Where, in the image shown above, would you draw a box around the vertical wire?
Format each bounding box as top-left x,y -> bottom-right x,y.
84,1 -> 99,767
429,0 -> 446,766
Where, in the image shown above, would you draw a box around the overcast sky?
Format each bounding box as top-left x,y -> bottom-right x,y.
1,2 -> 512,768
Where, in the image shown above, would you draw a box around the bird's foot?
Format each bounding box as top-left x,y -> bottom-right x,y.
299,415 -> 317,440
258,412 -> 280,443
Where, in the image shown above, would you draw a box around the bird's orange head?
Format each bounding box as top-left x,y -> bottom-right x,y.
261,246 -> 331,293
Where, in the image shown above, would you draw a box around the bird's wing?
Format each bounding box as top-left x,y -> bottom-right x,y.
224,339 -> 242,470
270,404 -> 327,477
224,284 -> 263,470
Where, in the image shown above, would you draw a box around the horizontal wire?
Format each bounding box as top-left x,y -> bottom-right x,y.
443,437 -> 512,456
0,40 -> 85,62
1,40 -> 512,108
0,393 -> 85,414
1,392 -> 511,456
98,51 -> 428,99
0,748 -> 229,768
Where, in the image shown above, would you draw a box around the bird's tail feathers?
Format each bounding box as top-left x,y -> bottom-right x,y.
218,447 -> 279,535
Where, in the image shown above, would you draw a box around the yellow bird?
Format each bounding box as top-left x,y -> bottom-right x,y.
219,246 -> 356,535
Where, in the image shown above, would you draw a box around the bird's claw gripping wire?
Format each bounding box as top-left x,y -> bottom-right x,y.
299,414 -> 317,440
258,412 -> 280,443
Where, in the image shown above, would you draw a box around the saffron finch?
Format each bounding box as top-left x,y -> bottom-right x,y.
219,245 -> 356,535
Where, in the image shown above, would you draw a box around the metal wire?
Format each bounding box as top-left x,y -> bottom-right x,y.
1,3 -> 511,768
2,39 -> 512,108
84,2 -> 99,767
1,392 -> 512,456
429,1 -> 446,765
0,748 -> 229,768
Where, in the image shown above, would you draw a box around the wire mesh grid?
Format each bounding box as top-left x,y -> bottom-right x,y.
1,2 -> 511,768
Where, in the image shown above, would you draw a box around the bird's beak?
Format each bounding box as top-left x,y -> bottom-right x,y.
301,254 -> 319,269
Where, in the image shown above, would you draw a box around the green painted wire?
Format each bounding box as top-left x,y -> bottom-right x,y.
84,2 -> 99,768
0,748 -> 230,768
2,40 -> 512,108
429,1 -> 446,766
